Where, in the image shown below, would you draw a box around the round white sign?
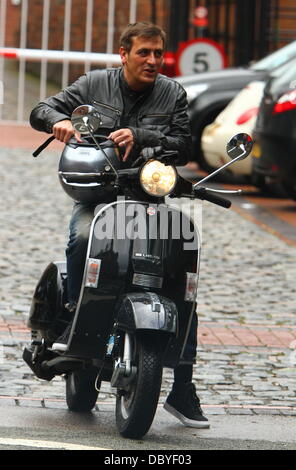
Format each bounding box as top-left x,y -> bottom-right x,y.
194,6 -> 208,18
176,39 -> 226,76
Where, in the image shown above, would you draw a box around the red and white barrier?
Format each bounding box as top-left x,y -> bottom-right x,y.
0,47 -> 122,64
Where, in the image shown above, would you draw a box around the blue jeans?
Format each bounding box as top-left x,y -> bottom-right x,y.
66,202 -> 197,364
66,202 -> 96,305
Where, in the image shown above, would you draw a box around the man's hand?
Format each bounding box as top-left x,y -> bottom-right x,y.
108,128 -> 134,162
52,119 -> 82,143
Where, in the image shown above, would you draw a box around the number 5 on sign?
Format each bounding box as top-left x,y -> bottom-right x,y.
176,39 -> 227,76
193,52 -> 208,73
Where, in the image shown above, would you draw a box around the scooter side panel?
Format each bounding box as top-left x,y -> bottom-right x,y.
27,261 -> 67,331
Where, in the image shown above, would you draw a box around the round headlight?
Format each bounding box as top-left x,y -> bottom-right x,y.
139,159 -> 177,197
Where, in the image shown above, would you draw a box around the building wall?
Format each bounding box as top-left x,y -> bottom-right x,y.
4,1 -> 21,47
2,0 -> 296,78
277,0 -> 296,46
5,0 -> 169,51
3,0 -> 170,84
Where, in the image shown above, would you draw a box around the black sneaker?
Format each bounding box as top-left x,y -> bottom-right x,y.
52,323 -> 72,352
164,383 -> 210,428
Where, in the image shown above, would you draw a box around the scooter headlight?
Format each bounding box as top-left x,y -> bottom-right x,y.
139,160 -> 177,197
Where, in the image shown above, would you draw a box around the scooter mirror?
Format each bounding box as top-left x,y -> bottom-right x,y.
226,133 -> 253,161
71,105 -> 102,135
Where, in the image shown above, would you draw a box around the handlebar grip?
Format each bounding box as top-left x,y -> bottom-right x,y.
195,187 -> 232,209
33,135 -> 55,157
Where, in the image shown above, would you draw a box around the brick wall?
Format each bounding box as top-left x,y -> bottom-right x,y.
4,0 -> 169,85
3,0 -> 295,84
4,1 -> 21,47
27,0 -> 169,51
278,0 -> 296,47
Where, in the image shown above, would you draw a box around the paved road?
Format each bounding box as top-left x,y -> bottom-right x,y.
0,128 -> 295,450
0,403 -> 295,450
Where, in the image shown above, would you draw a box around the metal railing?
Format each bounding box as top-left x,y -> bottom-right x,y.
0,0 -> 138,122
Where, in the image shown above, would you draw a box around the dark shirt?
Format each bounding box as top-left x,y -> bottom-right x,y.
119,70 -> 154,127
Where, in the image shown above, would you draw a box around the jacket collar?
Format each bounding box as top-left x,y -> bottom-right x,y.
119,67 -> 155,98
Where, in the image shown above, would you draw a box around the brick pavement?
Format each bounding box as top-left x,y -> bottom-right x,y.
1,316 -> 296,349
1,315 -> 296,416
199,322 -> 296,348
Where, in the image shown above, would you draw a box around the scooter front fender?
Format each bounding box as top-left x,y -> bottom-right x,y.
116,292 -> 177,334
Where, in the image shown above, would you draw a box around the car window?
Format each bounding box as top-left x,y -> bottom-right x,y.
251,40 -> 296,71
268,57 -> 296,94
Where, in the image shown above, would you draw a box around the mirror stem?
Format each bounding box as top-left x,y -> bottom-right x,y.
193,151 -> 246,188
84,119 -> 119,177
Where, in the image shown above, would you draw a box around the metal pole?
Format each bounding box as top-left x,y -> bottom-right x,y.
0,0 -> 7,118
40,0 -> 50,101
167,0 -> 189,52
129,0 -> 137,23
17,0 -> 28,121
106,0 -> 116,67
84,0 -> 94,73
62,0 -> 72,88
178,0 -> 189,43
151,0 -> 157,23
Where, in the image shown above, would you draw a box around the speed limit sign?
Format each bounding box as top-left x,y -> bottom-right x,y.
176,38 -> 227,76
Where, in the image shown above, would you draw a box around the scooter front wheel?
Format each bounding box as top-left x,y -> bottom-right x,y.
115,333 -> 163,439
66,367 -> 99,412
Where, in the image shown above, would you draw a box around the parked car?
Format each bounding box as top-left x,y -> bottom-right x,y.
200,80 -> 265,177
252,57 -> 296,200
176,40 -> 296,170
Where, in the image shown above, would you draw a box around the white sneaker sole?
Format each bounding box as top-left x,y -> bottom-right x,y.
164,402 -> 210,429
51,342 -> 68,352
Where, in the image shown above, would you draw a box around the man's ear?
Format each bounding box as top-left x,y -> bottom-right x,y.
119,46 -> 127,65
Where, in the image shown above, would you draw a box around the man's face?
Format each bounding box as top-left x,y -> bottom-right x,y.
120,35 -> 164,91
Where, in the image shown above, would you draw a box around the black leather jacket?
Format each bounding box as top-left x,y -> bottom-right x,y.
30,68 -> 192,165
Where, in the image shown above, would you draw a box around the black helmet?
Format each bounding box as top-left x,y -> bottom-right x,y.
58,139 -> 121,204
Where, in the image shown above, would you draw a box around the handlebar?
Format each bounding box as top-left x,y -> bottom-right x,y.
32,134 -> 117,158
131,147 -> 179,168
33,135 -> 55,157
194,187 -> 231,209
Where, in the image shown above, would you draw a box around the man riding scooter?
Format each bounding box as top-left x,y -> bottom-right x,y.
29,21 -> 209,429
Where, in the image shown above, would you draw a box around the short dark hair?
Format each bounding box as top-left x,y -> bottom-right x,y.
119,22 -> 166,52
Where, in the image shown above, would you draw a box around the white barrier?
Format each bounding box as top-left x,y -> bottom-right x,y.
0,0 -> 138,121
0,47 -> 122,122
0,47 -> 121,64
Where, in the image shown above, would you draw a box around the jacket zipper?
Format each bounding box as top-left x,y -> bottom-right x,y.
93,100 -> 121,116
140,114 -> 170,119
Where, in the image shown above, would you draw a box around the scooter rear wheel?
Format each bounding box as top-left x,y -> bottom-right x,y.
66,367 -> 99,412
115,333 -> 163,439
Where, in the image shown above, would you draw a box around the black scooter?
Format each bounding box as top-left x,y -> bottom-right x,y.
23,105 -> 252,439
